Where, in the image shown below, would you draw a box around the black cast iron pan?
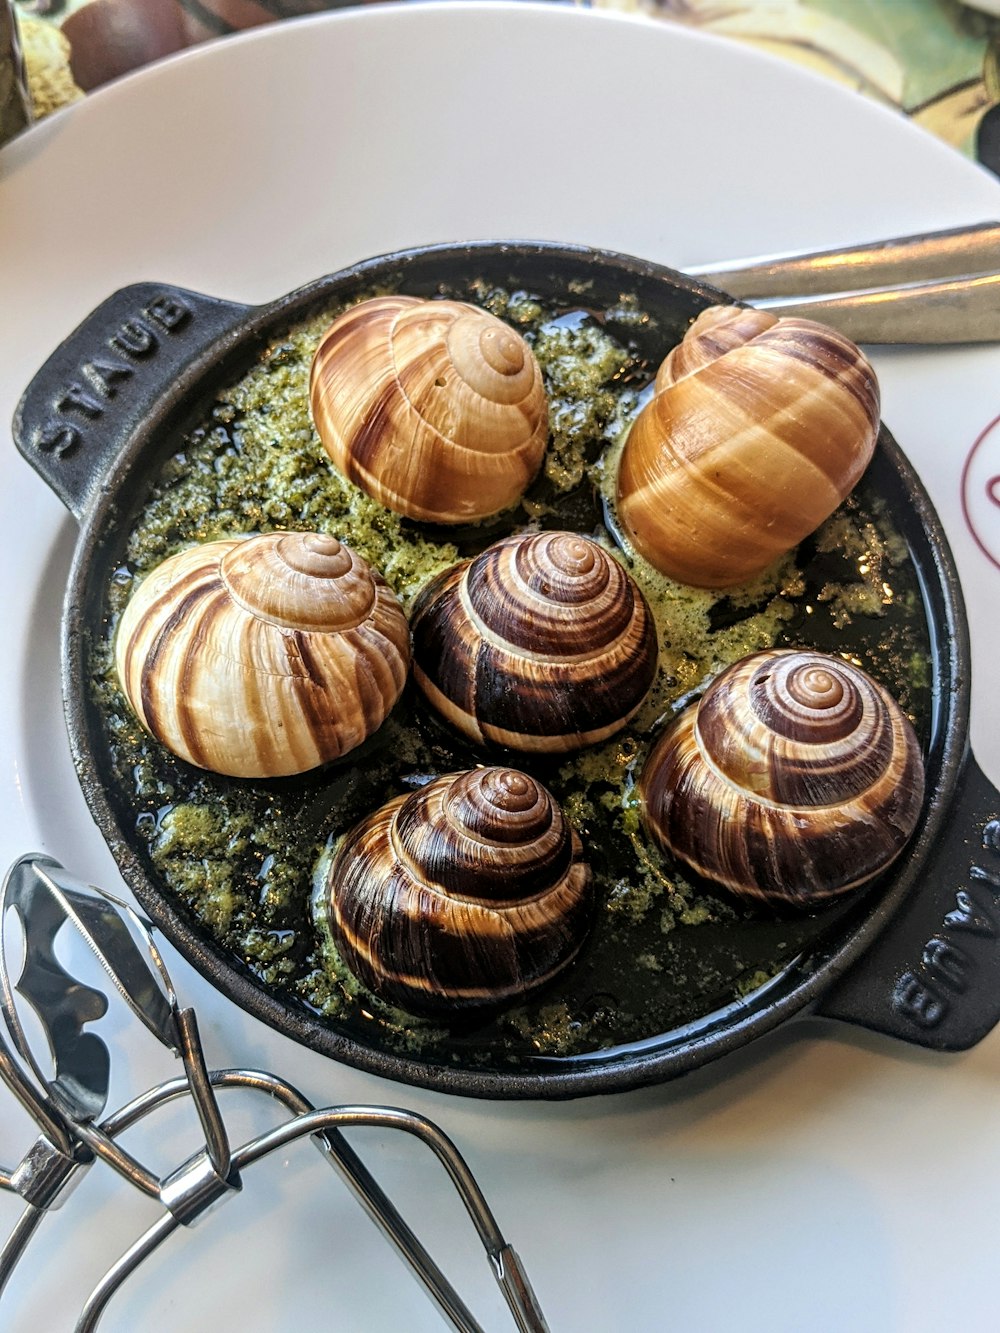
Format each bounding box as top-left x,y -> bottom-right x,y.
12,240 -> 1000,1099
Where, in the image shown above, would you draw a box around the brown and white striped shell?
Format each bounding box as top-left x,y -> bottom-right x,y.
639,649 -> 925,908
325,766 -> 593,1015
309,295 -> 548,523
114,531 -> 410,778
410,530 -> 658,753
616,305 -> 881,588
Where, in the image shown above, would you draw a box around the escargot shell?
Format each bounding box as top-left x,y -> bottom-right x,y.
309,295 -> 548,523
326,766 -> 593,1015
616,305 -> 881,588
410,530 -> 658,753
639,649 -> 925,908
114,531 -> 410,779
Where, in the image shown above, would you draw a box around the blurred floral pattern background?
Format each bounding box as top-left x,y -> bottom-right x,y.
5,0 -> 1000,173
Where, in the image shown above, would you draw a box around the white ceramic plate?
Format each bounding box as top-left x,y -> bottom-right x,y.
2,5 -> 1000,1329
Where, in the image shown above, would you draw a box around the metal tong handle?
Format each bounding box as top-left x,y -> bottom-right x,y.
0,856 -> 548,1333
687,221 -> 1000,344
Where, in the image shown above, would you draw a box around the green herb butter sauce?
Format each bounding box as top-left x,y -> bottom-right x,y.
89,279 -> 931,1070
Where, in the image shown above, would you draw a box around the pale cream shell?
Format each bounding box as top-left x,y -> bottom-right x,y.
309,295 -> 548,523
114,531 -> 411,778
616,305 -> 881,588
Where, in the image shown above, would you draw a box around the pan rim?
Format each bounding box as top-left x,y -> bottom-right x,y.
59,239 -> 970,1099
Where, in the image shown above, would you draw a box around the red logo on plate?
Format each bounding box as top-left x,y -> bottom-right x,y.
961,413 -> 1000,572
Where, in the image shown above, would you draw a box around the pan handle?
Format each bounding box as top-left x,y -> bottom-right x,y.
815,749 -> 1000,1051
12,283 -> 253,522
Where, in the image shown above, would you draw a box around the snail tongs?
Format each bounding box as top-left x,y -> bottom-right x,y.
0,853 -> 548,1333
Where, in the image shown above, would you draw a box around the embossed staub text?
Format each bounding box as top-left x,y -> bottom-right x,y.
31,294 -> 192,461
893,820 -> 1000,1030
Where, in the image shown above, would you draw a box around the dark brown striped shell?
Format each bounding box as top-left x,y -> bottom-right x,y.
616,305 -> 881,588
309,295 -> 548,523
114,531 -> 411,778
325,767 -> 593,1015
410,530 -> 658,753
639,649 -> 925,908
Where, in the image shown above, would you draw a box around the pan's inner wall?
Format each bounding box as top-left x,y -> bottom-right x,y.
72,251 -> 938,1083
